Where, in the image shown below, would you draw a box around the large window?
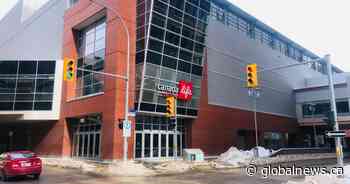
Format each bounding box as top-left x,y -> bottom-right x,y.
76,19 -> 106,97
302,100 -> 350,117
0,60 -> 55,111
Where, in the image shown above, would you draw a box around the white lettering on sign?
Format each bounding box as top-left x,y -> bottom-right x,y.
157,84 -> 178,95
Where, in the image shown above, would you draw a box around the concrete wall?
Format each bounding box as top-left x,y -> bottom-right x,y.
206,19 -> 325,118
0,0 -> 66,60
0,0 -> 66,121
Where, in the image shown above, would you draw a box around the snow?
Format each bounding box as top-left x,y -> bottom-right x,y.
216,146 -> 272,167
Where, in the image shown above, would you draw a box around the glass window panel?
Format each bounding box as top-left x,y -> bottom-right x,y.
164,44 -> 179,57
145,64 -> 161,77
0,79 -> 16,93
14,102 -> 33,110
188,0 -> 199,6
176,71 -> 190,82
136,39 -> 144,51
191,64 -> 202,76
36,79 -> 54,93
167,19 -> 181,33
143,78 -> 156,89
162,56 -> 177,70
94,39 -> 105,51
196,20 -> 207,33
199,0 -> 210,12
195,32 -> 205,44
142,90 -> 156,103
0,61 -> 18,75
337,101 -> 349,113
15,94 -> 34,101
182,26 -> 195,39
136,52 -> 145,64
37,61 -> 55,74
152,13 -> 166,27
165,31 -> 180,45
185,3 -> 197,17
153,0 -> 168,15
198,9 -> 208,22
178,60 -> 191,73
191,75 -> 202,86
0,94 -> 15,101
95,28 -> 105,41
161,67 -> 176,81
147,51 -> 162,65
179,49 -> 193,61
35,94 -> 53,101
149,39 -> 163,52
194,43 -> 205,53
170,0 -> 184,10
150,26 -> 165,40
16,79 -> 35,93
19,61 -> 37,74
183,14 -> 196,27
181,37 -> 194,51
0,102 -> 13,110
168,7 -> 183,22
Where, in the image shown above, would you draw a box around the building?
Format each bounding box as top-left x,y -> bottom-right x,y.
0,0 -> 344,161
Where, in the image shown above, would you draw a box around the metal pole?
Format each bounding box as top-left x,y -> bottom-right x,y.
325,55 -> 343,167
254,90 -> 259,157
89,0 -> 131,161
174,98 -> 178,159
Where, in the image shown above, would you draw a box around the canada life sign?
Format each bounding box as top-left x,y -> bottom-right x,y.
157,80 -> 193,101
177,80 -> 193,101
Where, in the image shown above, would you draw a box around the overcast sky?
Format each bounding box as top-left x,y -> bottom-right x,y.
0,0 -> 349,72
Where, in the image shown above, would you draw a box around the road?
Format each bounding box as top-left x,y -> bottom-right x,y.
0,158 -> 342,184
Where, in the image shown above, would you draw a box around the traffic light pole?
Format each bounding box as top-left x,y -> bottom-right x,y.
325,55 -> 344,168
174,98 -> 178,159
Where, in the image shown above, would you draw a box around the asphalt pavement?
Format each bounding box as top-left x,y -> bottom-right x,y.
0,158 -> 344,184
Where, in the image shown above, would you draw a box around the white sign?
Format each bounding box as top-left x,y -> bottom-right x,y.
123,120 -> 132,137
326,131 -> 346,138
157,83 -> 178,95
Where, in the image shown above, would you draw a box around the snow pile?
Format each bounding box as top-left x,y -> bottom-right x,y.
217,147 -> 254,167
153,161 -> 192,174
255,146 -> 272,157
108,161 -> 156,176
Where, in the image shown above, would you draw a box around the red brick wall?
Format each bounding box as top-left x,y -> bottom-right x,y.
190,58 -> 299,156
37,0 -> 136,160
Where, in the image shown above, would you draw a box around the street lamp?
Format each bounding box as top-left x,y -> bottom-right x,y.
89,0 -> 131,161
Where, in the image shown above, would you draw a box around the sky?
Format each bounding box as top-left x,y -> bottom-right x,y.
0,0 -> 349,71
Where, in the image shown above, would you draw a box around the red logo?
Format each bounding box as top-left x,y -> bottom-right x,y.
177,80 -> 193,101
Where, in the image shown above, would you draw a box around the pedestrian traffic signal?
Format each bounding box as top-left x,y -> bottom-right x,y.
166,96 -> 175,118
63,58 -> 76,81
323,111 -> 335,130
246,64 -> 258,88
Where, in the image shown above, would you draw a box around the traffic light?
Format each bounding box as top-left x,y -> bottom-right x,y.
166,96 -> 176,118
246,64 -> 258,88
63,58 -> 76,81
323,111 -> 335,130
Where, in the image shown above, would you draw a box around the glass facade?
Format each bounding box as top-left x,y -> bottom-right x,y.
0,60 -> 55,111
76,19 -> 106,97
136,0 -> 210,117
